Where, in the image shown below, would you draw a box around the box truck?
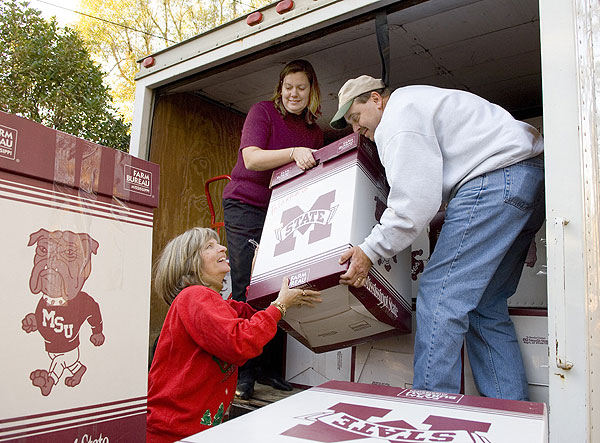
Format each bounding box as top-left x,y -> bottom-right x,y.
129,0 -> 600,441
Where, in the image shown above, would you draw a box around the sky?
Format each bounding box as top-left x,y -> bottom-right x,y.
30,0 -> 81,27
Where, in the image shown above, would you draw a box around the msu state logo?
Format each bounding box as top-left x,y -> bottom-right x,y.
281,402 -> 493,442
274,190 -> 338,256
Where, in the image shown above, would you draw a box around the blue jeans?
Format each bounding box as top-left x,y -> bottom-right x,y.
412,155 -> 545,400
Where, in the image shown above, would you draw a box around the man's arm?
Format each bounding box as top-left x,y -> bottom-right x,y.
340,131 -> 443,288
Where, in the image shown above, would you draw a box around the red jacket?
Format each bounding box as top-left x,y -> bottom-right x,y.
147,285 -> 281,442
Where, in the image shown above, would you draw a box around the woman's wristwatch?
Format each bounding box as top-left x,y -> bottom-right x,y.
270,301 -> 287,317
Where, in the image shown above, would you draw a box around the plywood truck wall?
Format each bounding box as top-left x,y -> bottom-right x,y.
147,92 -> 244,351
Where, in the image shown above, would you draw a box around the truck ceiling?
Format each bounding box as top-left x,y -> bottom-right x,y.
135,0 -> 541,137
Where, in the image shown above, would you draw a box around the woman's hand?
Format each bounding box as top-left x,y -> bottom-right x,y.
273,277 -> 321,311
290,147 -> 318,170
242,146 -> 318,171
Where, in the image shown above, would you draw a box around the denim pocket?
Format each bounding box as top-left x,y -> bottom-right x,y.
503,161 -> 544,211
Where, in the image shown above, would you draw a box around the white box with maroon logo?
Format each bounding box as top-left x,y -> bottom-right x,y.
0,112 -> 158,442
247,133 -> 412,353
179,380 -> 548,442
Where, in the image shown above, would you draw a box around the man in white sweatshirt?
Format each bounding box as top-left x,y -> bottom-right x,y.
331,75 -> 544,401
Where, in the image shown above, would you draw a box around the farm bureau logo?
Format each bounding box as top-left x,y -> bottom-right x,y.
124,165 -> 152,196
281,402 -> 493,442
274,190 -> 338,256
0,124 -> 17,160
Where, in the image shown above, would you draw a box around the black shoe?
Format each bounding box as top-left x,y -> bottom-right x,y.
256,374 -> 293,391
236,381 -> 254,400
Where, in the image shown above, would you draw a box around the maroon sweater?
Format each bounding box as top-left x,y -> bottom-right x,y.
146,285 -> 282,443
223,101 -> 323,209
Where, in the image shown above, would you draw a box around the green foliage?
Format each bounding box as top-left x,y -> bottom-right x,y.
0,0 -> 130,152
77,0 -> 272,119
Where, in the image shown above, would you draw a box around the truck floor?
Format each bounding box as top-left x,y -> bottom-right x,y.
229,384 -> 305,419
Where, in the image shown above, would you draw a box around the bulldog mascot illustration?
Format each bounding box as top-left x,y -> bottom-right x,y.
21,228 -> 104,396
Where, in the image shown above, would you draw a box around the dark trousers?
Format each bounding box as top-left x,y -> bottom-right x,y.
223,198 -> 266,302
223,198 -> 286,381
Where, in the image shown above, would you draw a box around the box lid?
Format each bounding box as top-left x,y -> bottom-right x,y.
179,380 -> 548,442
0,112 -> 159,208
270,133 -> 384,189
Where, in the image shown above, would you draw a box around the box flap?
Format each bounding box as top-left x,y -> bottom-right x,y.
269,161 -> 305,188
270,133 -> 372,188
314,132 -> 361,164
0,112 -> 159,208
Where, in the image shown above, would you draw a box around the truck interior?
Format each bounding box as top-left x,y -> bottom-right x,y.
145,0 -> 545,365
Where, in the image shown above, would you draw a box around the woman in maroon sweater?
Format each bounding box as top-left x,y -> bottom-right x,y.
222,59 -> 323,399
147,227 -> 320,443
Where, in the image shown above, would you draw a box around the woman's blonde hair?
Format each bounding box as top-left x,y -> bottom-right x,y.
272,59 -> 321,125
154,227 -> 220,305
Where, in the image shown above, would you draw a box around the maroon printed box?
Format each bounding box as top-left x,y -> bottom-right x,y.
0,112 -> 159,207
0,112 -> 157,443
179,380 -> 548,442
247,133 -> 412,353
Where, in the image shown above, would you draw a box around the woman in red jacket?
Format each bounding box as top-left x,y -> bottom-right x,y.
147,227 -> 320,443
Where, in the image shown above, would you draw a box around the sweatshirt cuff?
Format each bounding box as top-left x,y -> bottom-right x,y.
358,242 -> 380,264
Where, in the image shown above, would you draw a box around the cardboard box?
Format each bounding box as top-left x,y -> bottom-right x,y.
247,133 -> 412,353
284,312 -> 416,390
0,112 -> 158,442
179,380 -> 548,442
353,310 -> 417,389
285,335 -> 353,387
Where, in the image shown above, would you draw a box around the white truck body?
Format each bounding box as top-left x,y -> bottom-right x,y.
131,1 -> 600,441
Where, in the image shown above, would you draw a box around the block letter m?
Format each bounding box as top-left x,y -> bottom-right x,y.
274,190 -> 337,256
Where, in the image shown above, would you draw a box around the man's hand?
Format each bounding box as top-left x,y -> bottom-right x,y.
339,246 -> 372,287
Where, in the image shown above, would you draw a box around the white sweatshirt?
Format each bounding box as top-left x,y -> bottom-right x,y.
359,85 -> 544,262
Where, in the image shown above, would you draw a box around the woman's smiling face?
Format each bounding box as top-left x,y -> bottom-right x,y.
200,239 -> 229,290
281,71 -> 310,115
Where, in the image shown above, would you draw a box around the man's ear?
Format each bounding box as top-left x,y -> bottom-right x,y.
371,91 -> 383,108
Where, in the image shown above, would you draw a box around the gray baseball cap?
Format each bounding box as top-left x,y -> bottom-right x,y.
330,75 -> 386,129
